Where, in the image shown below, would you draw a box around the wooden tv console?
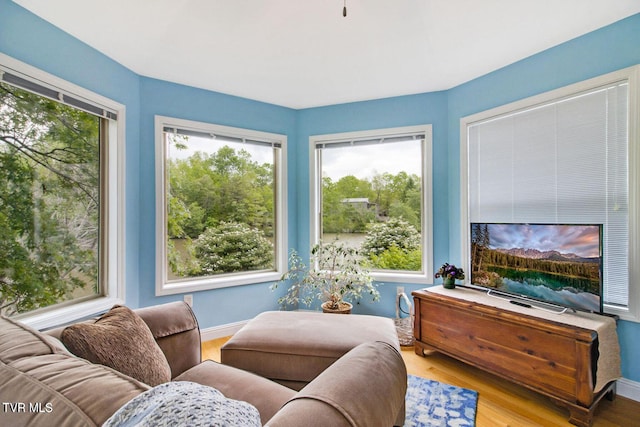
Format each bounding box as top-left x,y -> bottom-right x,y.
412,288 -> 617,427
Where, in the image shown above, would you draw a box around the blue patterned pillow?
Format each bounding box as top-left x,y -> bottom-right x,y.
104,381 -> 261,427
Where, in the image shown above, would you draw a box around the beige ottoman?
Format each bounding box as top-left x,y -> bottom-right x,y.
220,310 -> 401,390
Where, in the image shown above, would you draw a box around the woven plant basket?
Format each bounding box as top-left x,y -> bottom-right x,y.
395,292 -> 414,346
321,301 -> 353,314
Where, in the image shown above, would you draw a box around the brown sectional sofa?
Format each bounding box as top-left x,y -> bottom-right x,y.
0,301 -> 407,426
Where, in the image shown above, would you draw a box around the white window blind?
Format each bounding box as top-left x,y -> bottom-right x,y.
1,69 -> 118,120
468,82 -> 629,308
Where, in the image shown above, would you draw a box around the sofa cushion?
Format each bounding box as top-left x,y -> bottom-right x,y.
104,381 -> 261,427
0,316 -> 149,427
135,301 -> 201,378
61,305 -> 171,386
175,360 -> 296,425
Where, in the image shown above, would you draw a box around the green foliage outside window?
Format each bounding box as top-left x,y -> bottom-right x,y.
322,172 -> 421,234
165,134 -> 276,279
368,245 -> 422,271
361,217 -> 422,271
320,162 -> 424,272
193,221 -> 274,275
361,217 -> 421,257
0,82 -> 100,315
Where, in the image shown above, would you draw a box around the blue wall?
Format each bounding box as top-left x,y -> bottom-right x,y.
137,77 -> 298,326
1,0 -> 639,382
0,0 -> 142,307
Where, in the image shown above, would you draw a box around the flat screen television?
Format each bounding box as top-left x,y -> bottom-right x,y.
469,223 -> 603,313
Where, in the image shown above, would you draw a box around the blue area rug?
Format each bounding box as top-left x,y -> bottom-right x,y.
404,375 -> 478,427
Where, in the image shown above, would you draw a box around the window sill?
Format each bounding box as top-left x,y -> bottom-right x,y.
157,271 -> 283,296
17,296 -> 124,331
605,304 -> 640,323
372,271 -> 432,285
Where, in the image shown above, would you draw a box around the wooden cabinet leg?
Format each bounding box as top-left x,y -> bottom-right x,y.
413,342 -> 437,357
567,405 -> 593,427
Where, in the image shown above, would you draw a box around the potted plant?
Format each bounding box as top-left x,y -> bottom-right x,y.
271,241 -> 380,314
435,263 -> 465,289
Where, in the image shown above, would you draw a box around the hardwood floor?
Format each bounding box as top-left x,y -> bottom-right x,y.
202,338 -> 640,427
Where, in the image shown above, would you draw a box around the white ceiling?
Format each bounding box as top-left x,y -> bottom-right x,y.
13,0 -> 640,109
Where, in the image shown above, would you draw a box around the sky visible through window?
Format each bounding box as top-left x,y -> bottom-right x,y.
170,135 -> 422,181
168,134 -> 273,164
322,140 -> 421,180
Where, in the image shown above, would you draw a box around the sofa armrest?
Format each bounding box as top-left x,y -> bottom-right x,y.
135,301 -> 201,378
266,341 -> 407,427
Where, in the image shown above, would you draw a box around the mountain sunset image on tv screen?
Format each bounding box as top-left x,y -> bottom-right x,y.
470,223 -> 603,313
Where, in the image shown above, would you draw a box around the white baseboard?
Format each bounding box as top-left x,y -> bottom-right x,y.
617,377 -> 640,402
200,320 -> 248,342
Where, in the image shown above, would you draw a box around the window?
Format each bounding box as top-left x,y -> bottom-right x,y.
461,65 -> 640,321
155,116 -> 287,295
0,53 -> 124,328
310,125 -> 433,283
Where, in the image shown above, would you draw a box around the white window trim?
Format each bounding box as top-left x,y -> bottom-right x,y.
154,116 -> 288,295
309,125 -> 434,284
0,53 -> 126,330
460,65 -> 640,322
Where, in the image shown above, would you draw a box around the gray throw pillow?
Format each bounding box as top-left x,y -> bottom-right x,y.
61,305 -> 171,386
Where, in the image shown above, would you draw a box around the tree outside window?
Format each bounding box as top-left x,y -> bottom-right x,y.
0,81 -> 103,316
156,117 -> 286,294
311,126 -> 433,280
